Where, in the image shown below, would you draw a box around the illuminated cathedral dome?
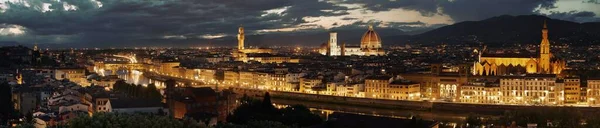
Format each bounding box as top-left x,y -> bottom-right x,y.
361,25 -> 381,45
360,25 -> 384,56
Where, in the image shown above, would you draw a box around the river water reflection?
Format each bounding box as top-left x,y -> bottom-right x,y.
102,70 -> 167,88
106,70 -> 472,127
272,98 -> 474,127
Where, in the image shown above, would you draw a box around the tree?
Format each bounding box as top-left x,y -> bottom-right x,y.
0,82 -> 15,125
147,83 -> 162,102
279,105 -> 322,127
262,92 -> 275,111
227,95 -> 322,127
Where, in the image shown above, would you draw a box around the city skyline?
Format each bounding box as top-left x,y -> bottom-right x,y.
0,0 -> 599,48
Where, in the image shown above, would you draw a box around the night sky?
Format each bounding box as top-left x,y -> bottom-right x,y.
0,0 -> 599,48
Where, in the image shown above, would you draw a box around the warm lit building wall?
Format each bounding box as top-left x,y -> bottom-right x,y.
523,77 -> 555,104
95,98 -> 112,112
239,71 -> 255,88
364,76 -> 393,99
474,57 -> 536,76
55,68 -> 87,86
299,77 -> 322,93
388,83 -> 421,100
564,78 -> 580,104
460,85 -> 501,104
399,74 -> 437,100
266,73 -> 287,91
223,71 -> 240,87
160,62 -> 180,76
588,79 -> 600,105
548,80 -> 564,105
196,68 -> 217,84
500,76 -> 557,105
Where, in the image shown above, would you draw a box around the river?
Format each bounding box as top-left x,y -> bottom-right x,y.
271,98 -> 475,127
114,71 -> 475,127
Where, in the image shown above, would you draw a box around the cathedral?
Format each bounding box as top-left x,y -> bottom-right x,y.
319,25 -> 385,56
473,21 -> 565,76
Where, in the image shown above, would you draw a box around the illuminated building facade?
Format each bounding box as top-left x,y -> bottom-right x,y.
473,21 -> 565,75
587,78 -> 600,105
564,77 -> 581,104
232,26 -> 295,63
460,82 -> 501,104
400,64 -> 470,101
320,25 -> 384,56
499,74 -> 558,105
364,76 -> 420,100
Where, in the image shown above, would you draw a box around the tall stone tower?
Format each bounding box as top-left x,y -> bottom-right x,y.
237,26 -> 245,50
329,32 -> 338,56
33,43 -> 38,51
539,20 -> 550,73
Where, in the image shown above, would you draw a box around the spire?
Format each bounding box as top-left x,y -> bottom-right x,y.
543,19 -> 547,29
368,25 -> 374,31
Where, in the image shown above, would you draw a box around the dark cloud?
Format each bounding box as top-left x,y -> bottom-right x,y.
585,0 -> 600,4
341,17 -> 358,20
340,0 -> 439,16
386,21 -> 426,26
438,0 -> 558,22
0,0 -> 598,47
545,11 -> 600,22
0,0 -> 349,47
343,0 -> 559,22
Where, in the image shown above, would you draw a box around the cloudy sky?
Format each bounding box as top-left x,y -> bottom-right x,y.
0,0 -> 599,48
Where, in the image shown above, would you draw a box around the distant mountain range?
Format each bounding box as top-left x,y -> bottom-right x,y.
389,15 -> 600,46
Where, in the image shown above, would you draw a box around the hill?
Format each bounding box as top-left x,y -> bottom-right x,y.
395,15 -> 600,46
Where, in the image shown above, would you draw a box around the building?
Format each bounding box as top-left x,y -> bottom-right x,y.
232,26 -> 294,63
499,74 -> 557,105
460,81 -> 501,104
588,77 -> 600,105
54,68 -> 87,86
299,75 -> 324,93
400,64 -> 470,101
388,80 -> 421,100
364,75 -> 420,100
171,87 -> 237,122
320,25 -> 385,56
564,77 -> 580,104
473,21 -> 565,76
364,75 -> 393,99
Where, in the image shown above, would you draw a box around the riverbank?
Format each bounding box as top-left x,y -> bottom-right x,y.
231,87 -> 600,116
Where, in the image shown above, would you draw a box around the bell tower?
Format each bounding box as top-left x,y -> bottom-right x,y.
540,20 -> 551,73
237,25 -> 245,50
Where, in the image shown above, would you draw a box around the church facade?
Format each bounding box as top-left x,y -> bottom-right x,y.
473,21 -> 565,76
320,25 -> 385,56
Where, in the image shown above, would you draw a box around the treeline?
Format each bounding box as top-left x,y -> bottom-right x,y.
0,82 -> 19,125
112,80 -> 162,102
224,92 -> 323,127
